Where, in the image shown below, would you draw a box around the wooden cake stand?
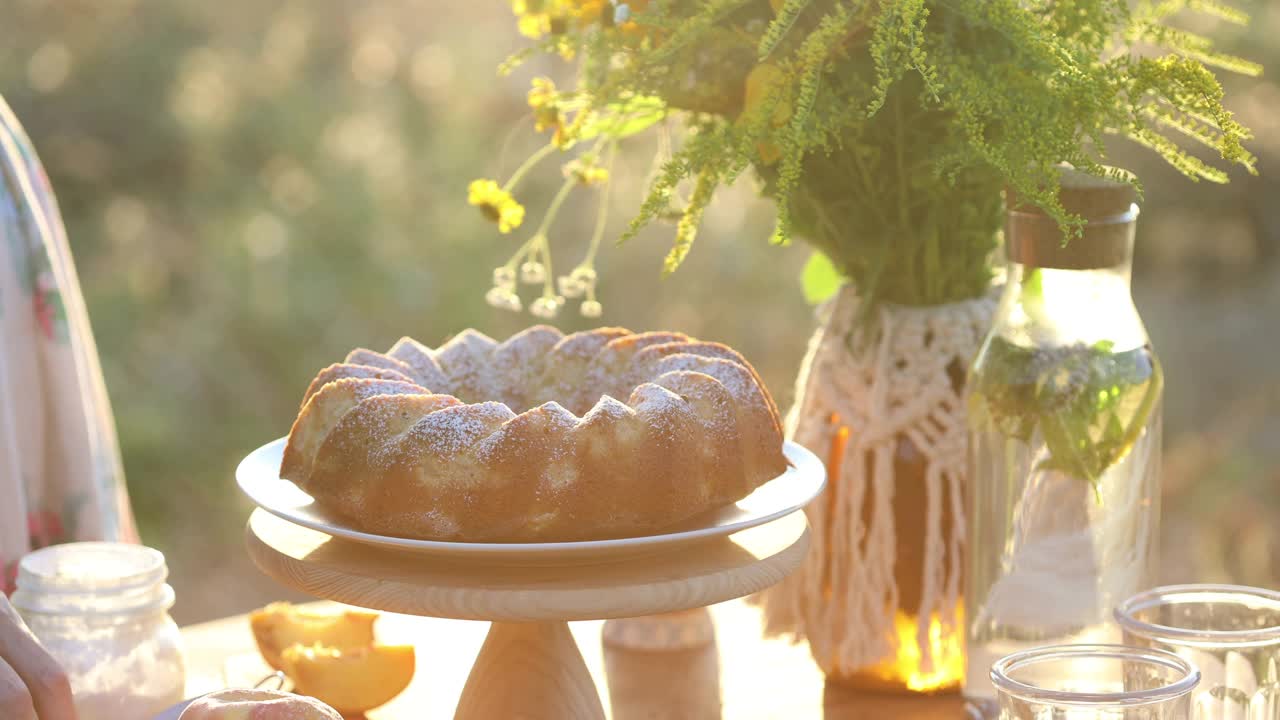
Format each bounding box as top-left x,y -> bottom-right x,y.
245,507 -> 810,720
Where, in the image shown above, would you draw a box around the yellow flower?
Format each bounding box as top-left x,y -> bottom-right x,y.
511,0 -> 573,38
534,109 -> 561,134
551,108 -> 591,149
556,38 -> 577,62
528,77 -> 557,109
528,78 -> 563,135
565,158 -> 609,186
517,14 -> 550,38
468,179 -> 525,233
570,0 -> 606,26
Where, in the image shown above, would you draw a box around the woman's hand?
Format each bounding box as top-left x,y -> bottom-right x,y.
0,593 -> 76,720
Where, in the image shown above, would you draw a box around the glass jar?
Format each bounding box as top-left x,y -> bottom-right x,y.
11,542 -> 187,720
1116,585 -> 1280,720
991,644 -> 1199,720
964,169 -> 1163,716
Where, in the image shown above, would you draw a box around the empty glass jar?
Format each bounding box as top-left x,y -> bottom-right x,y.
991,644 -> 1200,720
1116,584 -> 1280,720
10,542 -> 186,720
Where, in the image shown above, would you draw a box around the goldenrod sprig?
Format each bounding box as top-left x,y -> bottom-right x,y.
663,167 -> 718,275
759,0 -> 815,60
479,0 -> 1258,319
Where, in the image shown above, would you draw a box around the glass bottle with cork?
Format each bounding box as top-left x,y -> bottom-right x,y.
963,167 -> 1162,716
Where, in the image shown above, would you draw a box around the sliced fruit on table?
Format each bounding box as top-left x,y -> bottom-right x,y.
249,602 -> 379,671
280,643 -> 417,714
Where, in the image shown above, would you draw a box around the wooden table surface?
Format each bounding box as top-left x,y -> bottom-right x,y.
181,598 -> 967,719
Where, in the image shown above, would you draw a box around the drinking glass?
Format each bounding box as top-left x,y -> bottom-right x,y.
991,644 -> 1199,719
1116,585 -> 1280,720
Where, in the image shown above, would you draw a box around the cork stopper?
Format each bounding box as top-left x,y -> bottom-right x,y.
1006,166 -> 1139,270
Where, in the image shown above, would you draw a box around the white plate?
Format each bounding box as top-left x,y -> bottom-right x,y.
236,438 -> 824,565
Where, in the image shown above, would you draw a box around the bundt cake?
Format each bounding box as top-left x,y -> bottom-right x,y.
280,326 -> 787,542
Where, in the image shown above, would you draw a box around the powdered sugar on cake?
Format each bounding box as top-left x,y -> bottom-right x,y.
279,327 -> 787,541
650,354 -> 756,405
402,402 -> 515,457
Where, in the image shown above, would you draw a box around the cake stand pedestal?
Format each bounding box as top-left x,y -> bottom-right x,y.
245,508 -> 810,720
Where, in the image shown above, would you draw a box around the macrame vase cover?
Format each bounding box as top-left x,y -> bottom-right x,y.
755,286 -> 996,678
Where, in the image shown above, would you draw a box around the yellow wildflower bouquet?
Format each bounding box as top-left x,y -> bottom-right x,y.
471,0 -> 1258,319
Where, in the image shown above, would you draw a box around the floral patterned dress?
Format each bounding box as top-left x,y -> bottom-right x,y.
0,95 -> 138,593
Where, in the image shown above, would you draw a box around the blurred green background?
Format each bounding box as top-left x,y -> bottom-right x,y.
1,0 -> 1277,623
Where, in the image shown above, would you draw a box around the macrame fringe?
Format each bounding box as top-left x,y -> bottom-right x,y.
753,286 -> 997,676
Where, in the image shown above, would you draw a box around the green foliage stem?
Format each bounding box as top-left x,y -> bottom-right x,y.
500,0 -> 1259,315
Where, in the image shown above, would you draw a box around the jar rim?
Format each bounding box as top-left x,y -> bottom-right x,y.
12,543 -> 173,617
14,584 -> 176,619
1115,584 -> 1280,648
990,644 -> 1199,707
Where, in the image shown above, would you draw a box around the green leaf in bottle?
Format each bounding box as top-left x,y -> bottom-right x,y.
971,336 -> 1162,498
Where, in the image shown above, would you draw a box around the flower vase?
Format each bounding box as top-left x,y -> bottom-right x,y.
755,285 -> 997,694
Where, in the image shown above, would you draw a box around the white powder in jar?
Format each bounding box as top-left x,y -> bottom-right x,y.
35,612 -> 187,720
11,543 -> 188,720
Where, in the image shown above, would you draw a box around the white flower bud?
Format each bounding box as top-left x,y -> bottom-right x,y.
570,266 -> 597,288
557,275 -> 585,298
485,286 -> 522,312
530,296 -> 560,319
520,261 -> 547,284
580,300 -> 603,318
492,266 -> 516,288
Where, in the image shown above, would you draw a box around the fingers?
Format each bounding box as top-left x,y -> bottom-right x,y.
0,656 -> 37,720
18,657 -> 75,720
0,596 -> 77,720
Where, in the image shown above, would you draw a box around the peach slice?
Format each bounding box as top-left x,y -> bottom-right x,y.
280,643 -> 416,714
249,602 -> 378,671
